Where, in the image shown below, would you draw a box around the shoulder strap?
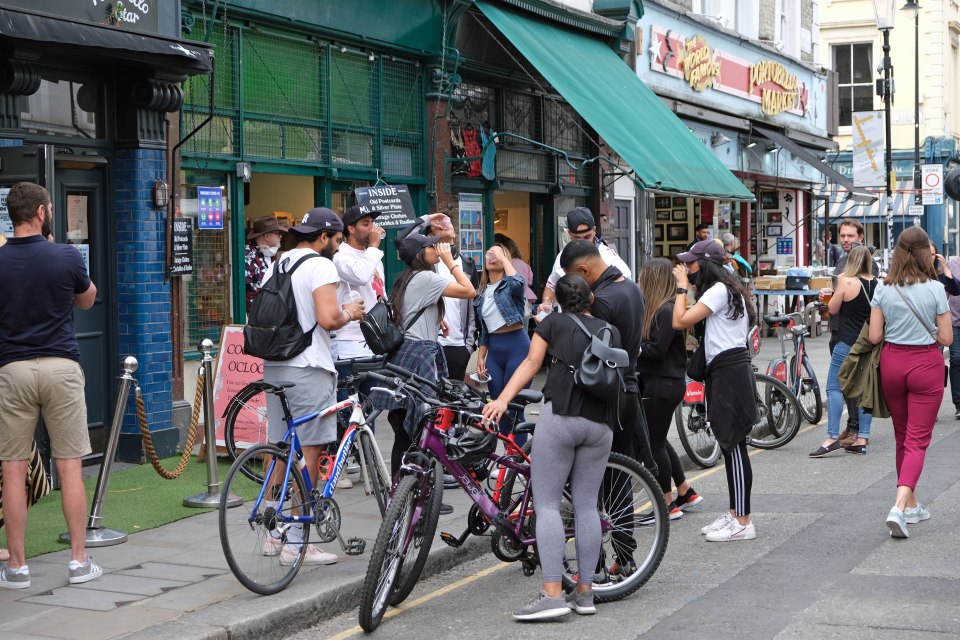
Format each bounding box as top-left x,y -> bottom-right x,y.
402,306 -> 428,331
281,253 -> 320,276
568,313 -> 613,344
892,285 -> 937,340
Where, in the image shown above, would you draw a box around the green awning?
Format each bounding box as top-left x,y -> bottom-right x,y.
475,1 -> 754,201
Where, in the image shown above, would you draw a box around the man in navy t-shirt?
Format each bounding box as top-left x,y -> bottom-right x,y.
0,182 -> 101,589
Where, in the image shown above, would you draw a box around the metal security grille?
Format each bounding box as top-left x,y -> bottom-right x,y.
544,99 -> 586,156
503,90 -> 539,144
382,58 -> 424,176
329,48 -> 375,166
182,25 -> 238,158
450,82 -> 497,127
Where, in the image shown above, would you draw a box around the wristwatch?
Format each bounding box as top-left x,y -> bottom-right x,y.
675,287 -> 687,295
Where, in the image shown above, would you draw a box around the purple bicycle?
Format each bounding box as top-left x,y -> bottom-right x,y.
357,364 -> 669,632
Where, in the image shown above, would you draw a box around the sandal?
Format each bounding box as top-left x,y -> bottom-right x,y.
809,440 -> 843,458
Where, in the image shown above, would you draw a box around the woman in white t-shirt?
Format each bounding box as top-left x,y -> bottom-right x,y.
672,240 -> 759,543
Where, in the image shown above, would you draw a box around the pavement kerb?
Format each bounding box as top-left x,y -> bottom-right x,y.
116,528 -> 489,640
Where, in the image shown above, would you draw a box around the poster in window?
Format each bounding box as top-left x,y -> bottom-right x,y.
656,210 -> 670,221
761,191 -> 779,209
197,186 -> 224,230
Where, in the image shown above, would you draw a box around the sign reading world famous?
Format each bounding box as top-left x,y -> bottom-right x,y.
353,184 -> 417,228
649,25 -> 808,118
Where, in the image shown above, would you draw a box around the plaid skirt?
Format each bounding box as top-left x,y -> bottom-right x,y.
369,339 -> 448,438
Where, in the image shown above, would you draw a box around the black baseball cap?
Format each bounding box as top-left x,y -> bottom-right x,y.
396,233 -> 441,265
566,207 -> 596,232
342,205 -> 381,228
291,207 -> 344,234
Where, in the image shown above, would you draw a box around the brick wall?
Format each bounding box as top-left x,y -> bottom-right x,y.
114,147 -> 175,460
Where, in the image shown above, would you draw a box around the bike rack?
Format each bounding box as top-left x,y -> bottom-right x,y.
58,357 -> 138,547
184,339 -> 243,509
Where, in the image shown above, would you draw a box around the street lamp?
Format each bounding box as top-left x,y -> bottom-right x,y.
902,1 -> 922,211
873,0 -> 896,264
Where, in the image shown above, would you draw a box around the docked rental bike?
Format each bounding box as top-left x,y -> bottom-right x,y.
763,313 -> 823,425
357,364 -> 669,632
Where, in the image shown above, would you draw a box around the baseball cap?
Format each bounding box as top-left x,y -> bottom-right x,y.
396,233 -> 441,265
342,205 -> 381,228
291,207 -> 344,234
566,207 -> 595,232
677,239 -> 726,265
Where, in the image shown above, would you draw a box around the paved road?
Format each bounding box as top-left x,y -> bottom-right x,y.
296,333 -> 960,640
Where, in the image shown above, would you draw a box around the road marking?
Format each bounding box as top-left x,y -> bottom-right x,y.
331,417 -> 825,637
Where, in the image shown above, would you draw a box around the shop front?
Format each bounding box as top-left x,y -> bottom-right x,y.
0,2 -> 211,461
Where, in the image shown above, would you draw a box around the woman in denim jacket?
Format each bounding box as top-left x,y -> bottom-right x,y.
475,244 -> 531,443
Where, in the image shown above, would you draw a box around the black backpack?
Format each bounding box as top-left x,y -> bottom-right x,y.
359,298 -> 426,356
555,314 -> 629,399
243,254 -> 320,361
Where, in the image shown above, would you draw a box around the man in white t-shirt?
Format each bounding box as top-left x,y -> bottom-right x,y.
260,207 -> 364,566
540,207 -> 630,310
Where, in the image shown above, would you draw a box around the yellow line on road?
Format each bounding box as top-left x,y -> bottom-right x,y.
329,417 -> 825,638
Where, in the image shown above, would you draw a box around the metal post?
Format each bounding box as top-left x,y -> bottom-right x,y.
58,357 -> 137,547
882,27 -> 895,265
913,10 -> 921,207
184,339 -> 243,508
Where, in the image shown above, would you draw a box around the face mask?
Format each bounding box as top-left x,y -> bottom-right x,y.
688,271 -> 701,287
260,245 -> 278,258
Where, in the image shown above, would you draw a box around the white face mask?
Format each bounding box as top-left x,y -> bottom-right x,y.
261,245 -> 279,258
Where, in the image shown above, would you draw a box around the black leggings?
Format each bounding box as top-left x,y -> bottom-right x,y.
388,409 -> 412,478
722,439 -> 752,516
641,377 -> 686,494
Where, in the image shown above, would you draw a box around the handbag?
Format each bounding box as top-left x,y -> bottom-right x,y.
359,297 -> 426,356
686,341 -> 707,382
892,285 -> 947,387
0,441 -> 51,528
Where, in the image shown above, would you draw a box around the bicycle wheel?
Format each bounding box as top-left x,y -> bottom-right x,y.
359,429 -> 391,517
387,464 -> 443,606
223,382 -> 270,483
497,440 -> 532,513
748,373 -> 802,449
559,452 -> 669,603
791,355 -> 823,425
219,444 -> 311,595
674,402 -> 720,468
359,472 -> 429,632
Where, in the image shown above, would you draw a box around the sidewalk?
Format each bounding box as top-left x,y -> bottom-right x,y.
0,324 -> 840,640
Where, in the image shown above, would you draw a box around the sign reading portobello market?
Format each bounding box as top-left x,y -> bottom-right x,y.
353,185 -> 417,228
7,0 -> 159,34
649,25 -> 808,118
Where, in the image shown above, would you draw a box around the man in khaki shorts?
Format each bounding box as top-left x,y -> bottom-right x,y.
0,182 -> 100,589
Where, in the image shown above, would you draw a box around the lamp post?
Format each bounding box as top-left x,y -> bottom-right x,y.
902,1 -> 921,214
874,0 -> 896,264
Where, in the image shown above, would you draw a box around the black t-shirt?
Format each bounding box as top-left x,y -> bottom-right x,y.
636,303 -> 686,381
0,236 -> 91,368
536,312 -> 622,428
591,266 -> 645,393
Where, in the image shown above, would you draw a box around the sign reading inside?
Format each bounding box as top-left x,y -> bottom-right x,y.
213,325 -> 267,450
197,186 -> 224,230
353,185 -> 417,228
170,217 -> 194,275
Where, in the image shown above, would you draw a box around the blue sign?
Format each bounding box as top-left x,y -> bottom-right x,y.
197,186 -> 224,230
776,237 -> 794,255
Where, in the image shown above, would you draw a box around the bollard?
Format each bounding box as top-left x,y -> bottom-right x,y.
184,339 -> 243,508
59,356 -> 138,547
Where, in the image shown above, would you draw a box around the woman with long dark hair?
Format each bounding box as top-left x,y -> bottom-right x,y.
869,226 -> 951,538
672,240 -> 758,542
811,245 -> 876,457
482,275 -> 621,620
636,258 -> 702,520
372,233 -> 475,476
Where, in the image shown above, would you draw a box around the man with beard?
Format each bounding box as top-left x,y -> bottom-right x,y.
259,207 -> 364,566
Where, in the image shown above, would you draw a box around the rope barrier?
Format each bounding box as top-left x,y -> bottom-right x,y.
136,370 -> 205,480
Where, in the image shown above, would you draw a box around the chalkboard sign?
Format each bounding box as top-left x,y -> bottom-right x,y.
353,184 -> 417,228
170,217 -> 194,275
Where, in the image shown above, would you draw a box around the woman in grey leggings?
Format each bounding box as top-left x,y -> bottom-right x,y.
482,274 -> 621,621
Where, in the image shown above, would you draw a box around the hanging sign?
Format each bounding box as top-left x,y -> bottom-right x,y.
353,185 -> 417,228
170,217 -> 194,275
922,164 -> 944,205
851,111 -> 885,188
197,186 -> 224,229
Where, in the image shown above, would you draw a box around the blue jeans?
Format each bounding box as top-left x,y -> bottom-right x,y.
950,326 -> 960,409
825,340 -> 872,439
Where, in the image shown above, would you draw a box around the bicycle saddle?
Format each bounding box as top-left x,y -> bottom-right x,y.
514,421 -> 536,436
763,314 -> 793,328
512,389 -> 543,405
260,381 -> 297,393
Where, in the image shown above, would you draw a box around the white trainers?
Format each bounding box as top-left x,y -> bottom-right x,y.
705,519 -> 756,542
904,503 -> 930,524
336,475 -> 353,489
279,544 -> 338,566
700,513 -> 734,535
261,534 -> 284,557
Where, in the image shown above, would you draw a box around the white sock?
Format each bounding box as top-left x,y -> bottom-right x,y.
286,523 -> 304,545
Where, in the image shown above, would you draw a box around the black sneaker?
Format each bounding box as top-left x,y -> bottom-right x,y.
675,487 -> 703,510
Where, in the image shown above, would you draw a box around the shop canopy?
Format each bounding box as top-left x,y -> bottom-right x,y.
475,1 -> 754,201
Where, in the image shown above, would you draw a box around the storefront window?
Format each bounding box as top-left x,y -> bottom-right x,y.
20,78 -> 101,139
179,173 -> 232,349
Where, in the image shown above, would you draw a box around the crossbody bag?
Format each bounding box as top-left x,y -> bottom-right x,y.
892,285 -> 947,387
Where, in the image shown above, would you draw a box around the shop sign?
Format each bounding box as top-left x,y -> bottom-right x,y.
0,187 -> 11,237
213,325 -> 267,450
353,185 -> 417,228
679,35 -> 720,92
922,164 -> 943,205
6,0 -> 160,34
170,217 -> 194,276
648,25 -> 808,118
197,186 -> 224,230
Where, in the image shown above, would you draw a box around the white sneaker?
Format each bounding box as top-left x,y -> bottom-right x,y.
705,519 -> 756,542
336,475 -> 353,489
279,544 -> 338,566
700,513 -> 734,535
261,534 -> 283,557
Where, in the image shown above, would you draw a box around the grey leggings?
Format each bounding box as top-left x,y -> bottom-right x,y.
530,402 -> 613,585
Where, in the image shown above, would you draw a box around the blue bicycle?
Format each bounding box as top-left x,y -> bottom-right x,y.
218,358 -> 390,595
